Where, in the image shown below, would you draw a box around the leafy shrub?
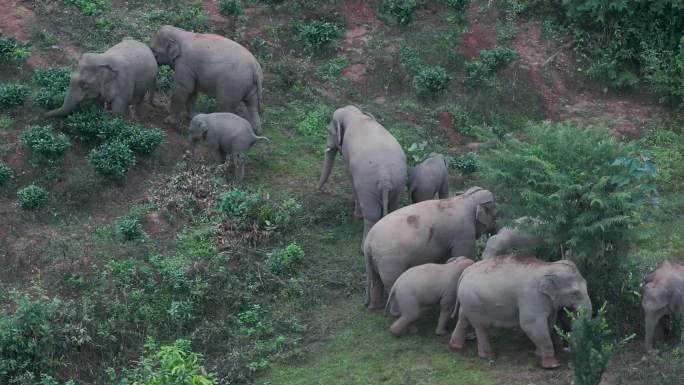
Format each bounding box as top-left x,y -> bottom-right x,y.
32,67 -> 71,110
20,125 -> 71,160
0,163 -> 13,186
448,152 -> 478,174
259,0 -> 285,5
88,141 -> 136,178
412,65 -> 450,94
216,188 -> 301,235
118,126 -> 165,156
266,243 -> 305,274
383,0 -> 419,24
65,0 -> 110,15
293,102 -> 331,135
116,217 -> 146,241
0,84 -> 30,107
481,121 -> 655,304
443,0 -> 469,10
0,34 -> 31,61
464,47 -> 517,86
63,106 -> 110,141
250,37 -> 268,58
16,184 -> 48,210
216,188 -> 260,224
294,21 -> 341,51
156,65 -> 173,93
147,3 -> 208,32
219,0 -> 243,16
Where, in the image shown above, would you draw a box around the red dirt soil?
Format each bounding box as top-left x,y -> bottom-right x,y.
338,0 -> 384,83
460,4 -> 498,59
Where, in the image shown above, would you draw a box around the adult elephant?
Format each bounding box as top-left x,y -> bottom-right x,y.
318,105 -> 407,244
45,39 -> 157,119
150,25 -> 264,134
363,186 -> 496,309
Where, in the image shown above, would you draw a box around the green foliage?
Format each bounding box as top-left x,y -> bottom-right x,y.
216,188 -> 301,236
16,184 -> 48,210
32,67 -> 71,110
294,21 -> 341,51
119,125 -> 165,156
0,84 -> 30,107
406,141 -> 428,165
116,217 -> 146,241
0,162 -> 14,186
0,34 -> 31,61
383,0 -> 419,25
63,106 -> 109,141
219,0 -> 243,16
412,65 -> 450,94
464,47 -> 517,86
64,0 -> 110,15
442,0 -> 470,10
259,0 -> 285,5
40,30 -> 58,46
481,121 -> 653,303
88,141 -> 136,179
448,152 -> 478,174
147,3 -> 208,32
217,188 -> 260,224
267,243 -> 305,275
156,65 -> 173,93
20,125 -> 71,160
294,102 -> 331,136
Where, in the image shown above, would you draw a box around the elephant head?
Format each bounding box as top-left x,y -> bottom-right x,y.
538,261 -> 592,315
188,114 -> 209,156
462,187 -> 497,237
45,54 -> 117,117
150,25 -> 182,67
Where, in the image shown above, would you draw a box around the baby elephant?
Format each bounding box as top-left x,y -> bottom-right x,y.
643,260 -> 684,353
450,256 -> 591,369
387,256 -> 474,336
189,113 -> 269,183
408,153 -> 449,203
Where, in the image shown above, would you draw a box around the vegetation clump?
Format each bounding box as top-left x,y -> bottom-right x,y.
88,141 -> 137,179
413,65 -> 450,94
0,84 -> 30,107
0,163 -> 14,186
0,34 -> 31,61
383,0 -> 419,25
267,242 -> 305,275
115,217 -> 146,241
464,47 -> 517,86
16,184 -> 48,210
64,0 -> 110,15
219,0 -> 243,17
294,21 -> 341,51
20,125 -> 71,161
32,67 -> 71,110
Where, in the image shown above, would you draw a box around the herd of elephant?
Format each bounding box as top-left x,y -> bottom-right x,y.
41,26 -> 683,370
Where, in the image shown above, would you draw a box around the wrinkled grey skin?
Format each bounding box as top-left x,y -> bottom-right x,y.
189,113 -> 269,183
642,260 -> 684,353
387,256 -> 474,336
450,256 -> 592,369
408,152 -> 449,203
150,25 -> 263,133
45,39 -> 157,119
363,187 -> 496,309
482,217 -> 541,259
318,105 -> 407,243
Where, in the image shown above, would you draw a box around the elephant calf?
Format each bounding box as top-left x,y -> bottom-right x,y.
643,260 -> 684,353
189,113 -> 269,183
482,217 -> 541,259
408,152 -> 449,203
450,255 -> 591,369
387,256 -> 474,336
45,38 -> 157,119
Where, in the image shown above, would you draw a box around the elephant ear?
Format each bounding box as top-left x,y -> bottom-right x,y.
167,38 -> 181,65
362,110 -> 376,120
331,118 -> 345,147
539,274 -> 561,303
97,65 -> 118,92
475,202 -> 495,232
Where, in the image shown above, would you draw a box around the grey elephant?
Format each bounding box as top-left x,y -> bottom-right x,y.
482,216 -> 541,259
318,105 -> 407,243
189,113 -> 269,183
387,256 -> 474,336
642,260 -> 684,352
408,152 -> 449,203
150,25 -> 264,133
450,255 -> 592,369
363,186 -> 496,309
45,39 -> 157,119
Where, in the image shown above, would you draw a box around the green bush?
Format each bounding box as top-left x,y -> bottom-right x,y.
0,163 -> 13,186
20,125 -> 71,160
32,67 -> 71,110
0,34 -> 31,61
294,21 -> 341,51
63,106 -> 109,141
116,217 -> 146,241
147,3 -> 208,32
16,184 -> 48,210
464,47 -> 517,86
481,121 -> 655,303
412,65 -> 450,94
443,0 -> 469,10
448,152 -> 478,174
219,0 -> 243,16
64,0 -> 110,15
266,243 -> 305,275
88,141 -> 136,178
383,0 -> 419,24
118,126 -> 165,156
0,84 -> 30,107
216,187 -> 260,224
216,188 -> 301,235
156,65 -> 173,93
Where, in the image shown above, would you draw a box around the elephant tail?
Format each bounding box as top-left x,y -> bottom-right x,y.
253,135 -> 270,144
385,285 -> 398,316
450,299 -> 460,319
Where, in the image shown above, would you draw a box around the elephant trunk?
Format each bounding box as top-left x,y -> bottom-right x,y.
45,84 -> 82,117
318,147 -> 337,190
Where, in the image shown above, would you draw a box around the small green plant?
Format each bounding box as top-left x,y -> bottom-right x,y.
147,3 -> 208,32
448,152 -> 478,174
217,188 -> 259,223
250,37 -> 268,58
40,30 -> 58,46
64,106 -> 110,141
383,0 -> 418,25
0,34 -> 31,60
0,84 -> 30,107
88,141 -> 136,178
32,67 -> 71,110
115,217 -> 146,241
118,126 -> 165,156
20,125 -> 71,160
0,162 -> 14,186
412,65 -> 450,94
407,141 -> 428,164
16,184 -> 48,210
266,243 -> 305,275
219,0 -> 243,16
156,65 -> 173,93
294,102 -> 331,135
464,47 -> 517,86
294,21 -> 341,51
65,0 -> 110,15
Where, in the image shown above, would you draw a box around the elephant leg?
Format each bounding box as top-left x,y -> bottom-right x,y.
361,201 -> 382,247
644,309 -> 665,353
473,322 -> 494,359
436,304 -> 454,336
352,189 -> 363,219
438,181 -> 448,199
520,315 -> 558,369
232,153 -> 246,184
243,93 -> 262,135
111,98 -> 128,117
368,269 -> 385,310
449,312 -> 471,349
209,145 -> 223,165
391,313 -> 418,337
387,190 -> 401,215
408,321 -> 419,334
186,91 -> 198,118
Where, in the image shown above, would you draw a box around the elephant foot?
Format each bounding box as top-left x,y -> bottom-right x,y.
478,349 -> 494,360
435,328 -> 447,336
541,355 -> 560,369
367,301 -> 385,310
408,324 -> 419,334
